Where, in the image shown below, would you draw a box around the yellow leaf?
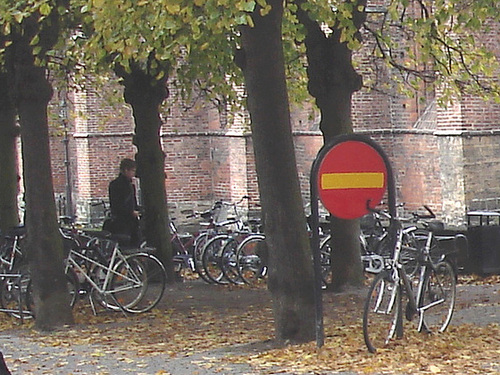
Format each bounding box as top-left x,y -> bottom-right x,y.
166,4 -> 180,13
429,365 -> 441,373
13,12 -> 24,23
39,3 -> 51,16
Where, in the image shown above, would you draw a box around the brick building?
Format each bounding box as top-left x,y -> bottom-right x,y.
46,82 -> 500,227
45,11 -> 500,227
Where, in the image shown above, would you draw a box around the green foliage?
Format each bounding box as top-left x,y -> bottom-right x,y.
360,0 -> 500,103
67,0 -> 264,110
0,0 -> 74,65
1,0 -> 498,108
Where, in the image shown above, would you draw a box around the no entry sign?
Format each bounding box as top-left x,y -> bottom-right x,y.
316,139 -> 388,219
309,134 -> 395,348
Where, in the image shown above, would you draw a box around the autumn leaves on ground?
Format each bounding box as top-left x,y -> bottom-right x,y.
1,274 -> 499,374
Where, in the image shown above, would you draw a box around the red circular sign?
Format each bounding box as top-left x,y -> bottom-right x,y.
317,140 -> 387,219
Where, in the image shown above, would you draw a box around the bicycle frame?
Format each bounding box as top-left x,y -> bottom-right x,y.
0,232 -> 24,273
387,227 -> 448,334
364,204 -> 457,352
65,243 -> 141,314
170,222 -> 196,271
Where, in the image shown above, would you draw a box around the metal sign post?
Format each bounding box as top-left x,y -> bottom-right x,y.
310,134 -> 396,347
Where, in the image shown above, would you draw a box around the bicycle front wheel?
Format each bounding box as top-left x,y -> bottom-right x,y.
64,267 -> 80,308
0,265 -> 33,319
420,260 -> 456,333
220,237 -> 244,284
202,235 -> 230,284
319,235 -> 333,287
363,271 -> 402,353
193,232 -> 214,284
110,253 -> 166,313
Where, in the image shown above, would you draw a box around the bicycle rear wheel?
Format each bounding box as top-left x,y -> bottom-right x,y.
363,271 -> 402,353
419,260 -> 456,333
111,253 -> 166,313
25,267 -> 79,316
236,235 -> 267,286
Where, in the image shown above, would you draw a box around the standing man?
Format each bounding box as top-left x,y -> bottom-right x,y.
107,158 -> 141,246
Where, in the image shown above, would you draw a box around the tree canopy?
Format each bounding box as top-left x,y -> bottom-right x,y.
2,0 -> 499,107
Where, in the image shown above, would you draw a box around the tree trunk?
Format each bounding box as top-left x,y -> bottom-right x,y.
296,2 -> 367,290
0,73 -> 20,232
11,41 -> 73,330
117,66 -> 174,282
237,1 -> 316,343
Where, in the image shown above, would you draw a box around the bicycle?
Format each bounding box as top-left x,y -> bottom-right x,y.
311,213 -> 389,289
360,206 -> 430,279
169,206 -> 222,283
234,213 -> 330,287
170,220 -> 197,278
0,227 -> 36,320
64,232 -> 166,314
0,257 -> 32,320
320,204 -> 431,289
201,222 -> 251,285
362,204 -> 457,353
198,197 -> 253,284
0,225 -> 79,319
215,218 -> 263,285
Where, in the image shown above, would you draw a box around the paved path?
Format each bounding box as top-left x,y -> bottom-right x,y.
0,280 -> 498,374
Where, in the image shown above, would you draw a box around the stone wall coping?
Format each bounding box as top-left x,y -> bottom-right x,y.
467,210 -> 500,216
72,128 -> 500,139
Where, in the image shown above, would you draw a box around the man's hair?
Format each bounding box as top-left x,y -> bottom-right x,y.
119,158 -> 136,173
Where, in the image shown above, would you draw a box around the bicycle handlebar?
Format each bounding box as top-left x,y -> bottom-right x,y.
366,200 -> 436,222
182,196 -> 251,220
420,205 -> 436,219
214,196 -> 251,208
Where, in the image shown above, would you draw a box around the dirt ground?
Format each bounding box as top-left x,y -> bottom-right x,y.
0,275 -> 498,374
169,275 -> 500,322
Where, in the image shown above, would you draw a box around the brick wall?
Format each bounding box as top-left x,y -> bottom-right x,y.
462,135 -> 500,211
47,85 -> 500,226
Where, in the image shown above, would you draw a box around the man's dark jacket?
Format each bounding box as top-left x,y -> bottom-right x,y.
107,173 -> 139,244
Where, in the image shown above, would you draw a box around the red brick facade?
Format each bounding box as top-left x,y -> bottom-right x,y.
45,77 -> 500,227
